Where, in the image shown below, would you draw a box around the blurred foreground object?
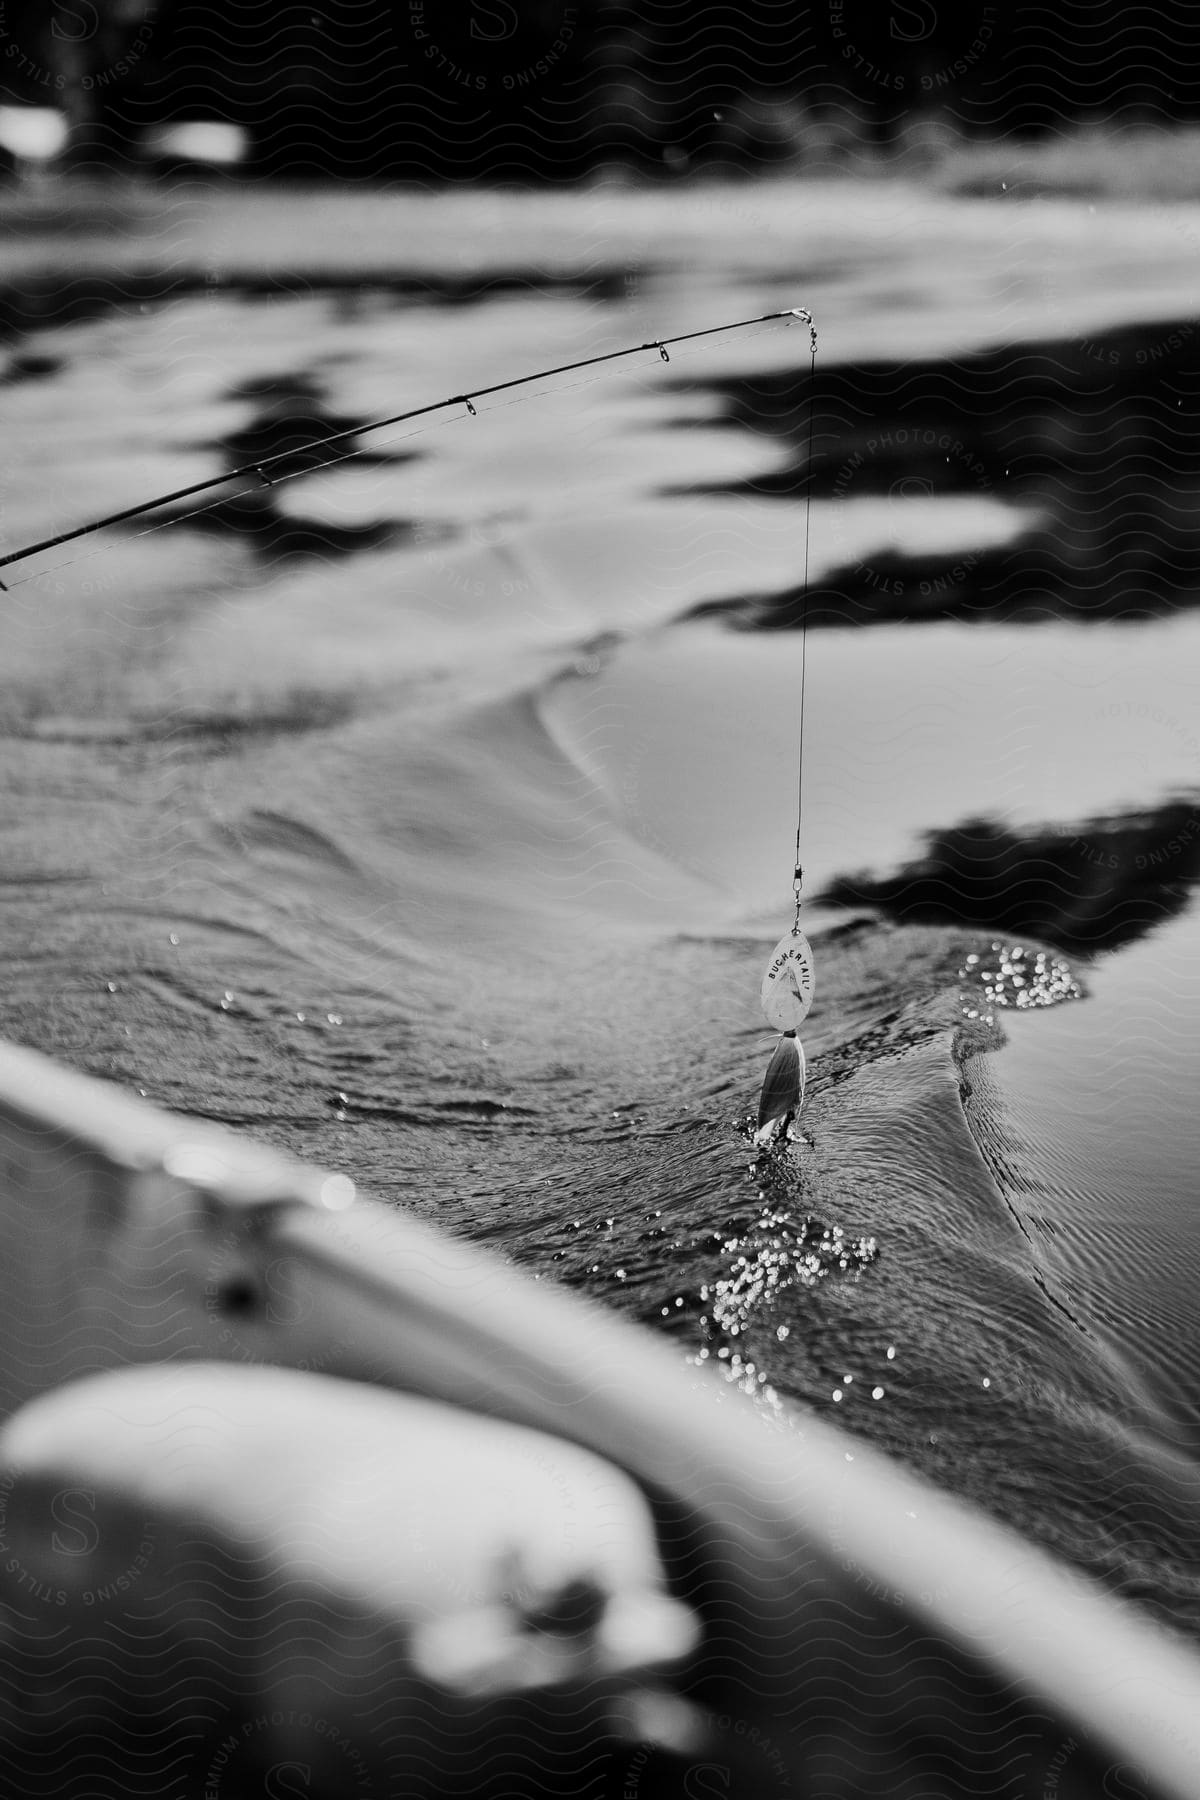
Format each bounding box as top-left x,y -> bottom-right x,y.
0,1365 -> 698,1796
0,1036 -> 1198,1797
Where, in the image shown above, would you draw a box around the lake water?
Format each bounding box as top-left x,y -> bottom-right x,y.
2,179 -> 1198,1637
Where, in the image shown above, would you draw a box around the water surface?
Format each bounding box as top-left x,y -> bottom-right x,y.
2,183 -> 1198,1635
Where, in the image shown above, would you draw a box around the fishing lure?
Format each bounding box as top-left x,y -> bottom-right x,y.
754,927 -> 814,1145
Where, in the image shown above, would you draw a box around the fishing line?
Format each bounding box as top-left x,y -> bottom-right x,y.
756,317 -> 818,1149
793,322 -> 819,927
0,307 -> 812,591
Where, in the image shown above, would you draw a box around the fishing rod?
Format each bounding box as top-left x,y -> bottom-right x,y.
0,306 -> 815,586
0,297 -> 820,1139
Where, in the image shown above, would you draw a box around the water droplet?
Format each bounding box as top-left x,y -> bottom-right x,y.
832,1389 -> 843,1402
872,1385 -> 885,1400
886,1345 -> 896,1359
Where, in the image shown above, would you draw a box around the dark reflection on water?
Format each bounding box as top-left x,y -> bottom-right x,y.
0,267 -> 632,343
820,800 -> 1200,952
153,370 -> 419,562
221,371 -> 408,474
0,350 -> 61,386
162,490 -> 407,561
674,317 -> 1200,625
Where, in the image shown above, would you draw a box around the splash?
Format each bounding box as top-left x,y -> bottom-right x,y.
959,940 -> 1080,1024
693,1120 -> 879,1397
